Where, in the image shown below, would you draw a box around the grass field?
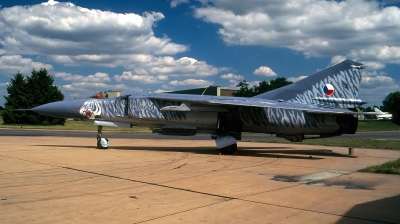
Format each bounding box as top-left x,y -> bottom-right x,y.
357,120 -> 399,132
359,158 -> 400,175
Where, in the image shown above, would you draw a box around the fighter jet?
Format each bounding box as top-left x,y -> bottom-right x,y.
374,108 -> 392,120
30,60 -> 376,154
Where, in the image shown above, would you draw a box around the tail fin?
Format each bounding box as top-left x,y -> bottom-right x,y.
253,60 -> 365,108
374,108 -> 385,115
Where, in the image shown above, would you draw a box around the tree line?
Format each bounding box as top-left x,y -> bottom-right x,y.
2,69 -> 65,125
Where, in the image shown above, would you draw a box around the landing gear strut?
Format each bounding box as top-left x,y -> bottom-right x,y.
96,125 -> 109,149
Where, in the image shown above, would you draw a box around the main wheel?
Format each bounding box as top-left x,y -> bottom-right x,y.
219,143 -> 237,155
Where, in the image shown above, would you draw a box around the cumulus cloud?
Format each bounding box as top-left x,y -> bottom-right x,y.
194,0 -> 400,66
364,71 -> 387,77
362,61 -> 386,70
329,55 -> 386,70
147,57 -> 220,77
169,79 -> 214,86
49,54 -> 220,78
113,72 -> 166,84
220,73 -> 244,80
154,89 -> 167,93
169,0 -> 189,8
253,66 -> 277,77
360,75 -> 400,105
329,55 -> 348,66
288,76 -> 308,83
361,76 -> 396,89
0,55 -> 53,76
0,1 -> 187,58
54,72 -> 111,82
60,82 -> 142,99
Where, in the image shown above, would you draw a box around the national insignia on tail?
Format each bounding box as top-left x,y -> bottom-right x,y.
323,84 -> 334,96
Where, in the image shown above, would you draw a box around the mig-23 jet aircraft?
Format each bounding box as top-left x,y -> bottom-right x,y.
30,60 -> 376,154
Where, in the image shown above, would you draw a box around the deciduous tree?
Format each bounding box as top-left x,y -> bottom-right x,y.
382,91 -> 400,125
2,69 -> 65,125
232,77 -> 292,97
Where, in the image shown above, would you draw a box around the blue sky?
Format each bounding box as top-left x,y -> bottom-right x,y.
0,0 -> 399,107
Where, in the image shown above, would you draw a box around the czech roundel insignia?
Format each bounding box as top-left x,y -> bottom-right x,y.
323,84 -> 334,96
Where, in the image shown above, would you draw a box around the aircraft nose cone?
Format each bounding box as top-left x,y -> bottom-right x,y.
31,99 -> 87,119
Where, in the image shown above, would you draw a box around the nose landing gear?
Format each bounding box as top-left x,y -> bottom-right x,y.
96,125 -> 109,149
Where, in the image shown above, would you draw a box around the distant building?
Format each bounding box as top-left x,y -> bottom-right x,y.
89,90 -> 122,99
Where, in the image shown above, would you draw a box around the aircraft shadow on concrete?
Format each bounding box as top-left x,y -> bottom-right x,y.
335,194 -> 400,223
35,144 -> 354,160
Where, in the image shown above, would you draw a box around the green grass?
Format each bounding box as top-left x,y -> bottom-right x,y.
245,139 -> 400,150
359,158 -> 400,175
357,120 -> 399,132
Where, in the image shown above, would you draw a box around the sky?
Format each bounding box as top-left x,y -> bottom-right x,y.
0,0 -> 399,108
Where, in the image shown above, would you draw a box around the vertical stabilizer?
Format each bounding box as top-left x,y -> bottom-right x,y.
253,60 -> 365,108
374,108 -> 385,115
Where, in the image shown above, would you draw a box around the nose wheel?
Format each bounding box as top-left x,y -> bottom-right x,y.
96,125 -> 109,149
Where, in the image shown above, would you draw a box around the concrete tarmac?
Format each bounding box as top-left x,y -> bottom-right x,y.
1,136 -> 400,223
1,128 -> 399,140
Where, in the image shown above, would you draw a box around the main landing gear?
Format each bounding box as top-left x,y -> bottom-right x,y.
214,112 -> 242,155
215,135 -> 238,155
96,125 -> 110,149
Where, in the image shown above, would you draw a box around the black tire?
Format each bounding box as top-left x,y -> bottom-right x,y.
97,138 -> 109,149
219,143 -> 237,155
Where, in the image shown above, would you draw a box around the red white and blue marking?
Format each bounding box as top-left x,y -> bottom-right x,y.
323,84 -> 334,96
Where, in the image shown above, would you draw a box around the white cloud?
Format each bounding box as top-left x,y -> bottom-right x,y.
288,76 -> 307,83
147,57 -> 220,77
360,75 -> 400,106
0,55 -> 53,76
194,0 -> 400,65
362,61 -> 386,70
253,66 -> 277,77
169,79 -> 214,86
329,55 -> 347,66
220,73 -> 244,80
113,72 -> 166,84
154,89 -> 167,93
49,54 -> 220,78
364,71 -> 387,77
54,72 -> 111,82
361,76 -> 396,89
60,81 -> 142,99
0,1 -> 187,57
169,0 -> 189,8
